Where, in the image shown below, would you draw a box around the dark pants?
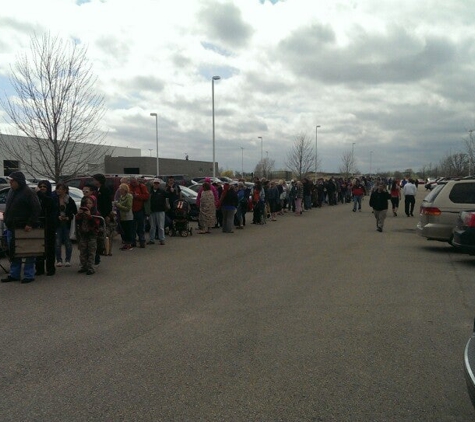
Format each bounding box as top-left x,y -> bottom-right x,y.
405,195 -> 415,216
133,209 -> 146,245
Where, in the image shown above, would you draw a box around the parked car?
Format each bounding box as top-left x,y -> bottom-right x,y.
464,319 -> 475,409
417,179 -> 475,244
66,174 -> 159,200
452,210 -> 475,254
187,183 -> 202,193
158,174 -> 189,186
0,185 -> 83,213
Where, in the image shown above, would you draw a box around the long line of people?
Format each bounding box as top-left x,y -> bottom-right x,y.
1,172 -> 410,283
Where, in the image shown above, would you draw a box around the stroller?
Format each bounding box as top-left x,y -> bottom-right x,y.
170,200 -> 193,237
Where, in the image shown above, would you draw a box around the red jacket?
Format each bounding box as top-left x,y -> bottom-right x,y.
128,182 -> 150,212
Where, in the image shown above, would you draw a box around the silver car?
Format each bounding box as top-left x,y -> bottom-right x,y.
417,179 -> 475,243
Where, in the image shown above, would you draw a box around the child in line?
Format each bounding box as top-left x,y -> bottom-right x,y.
75,196 -> 100,275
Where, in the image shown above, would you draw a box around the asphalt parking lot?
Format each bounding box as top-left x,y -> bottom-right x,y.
1,190 -> 475,421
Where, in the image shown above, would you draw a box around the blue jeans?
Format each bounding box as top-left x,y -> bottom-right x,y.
353,195 -> 363,211
55,224 -> 72,263
133,209 -> 146,245
304,195 -> 312,210
6,230 -> 35,279
149,211 -> 165,242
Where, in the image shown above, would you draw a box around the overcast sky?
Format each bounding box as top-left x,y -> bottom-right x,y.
1,0 -> 475,174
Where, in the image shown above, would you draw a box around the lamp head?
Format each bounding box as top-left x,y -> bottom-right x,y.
212,76 -> 221,81
150,113 -> 157,117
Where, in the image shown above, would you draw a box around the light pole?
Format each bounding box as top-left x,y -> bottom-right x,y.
212,76 -> 220,178
240,147 -> 244,176
352,142 -> 356,175
370,150 -> 373,175
148,148 -> 153,157
150,113 -> 159,176
258,136 -> 263,162
315,125 -> 321,182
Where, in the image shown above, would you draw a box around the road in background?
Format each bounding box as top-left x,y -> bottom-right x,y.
1,187 -> 474,421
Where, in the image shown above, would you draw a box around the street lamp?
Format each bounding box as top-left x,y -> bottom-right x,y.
352,142 -> 356,175
212,76 -> 220,178
240,147 -> 244,176
150,113 -> 159,176
370,150 -> 373,175
258,136 -> 263,162
315,125 -> 321,182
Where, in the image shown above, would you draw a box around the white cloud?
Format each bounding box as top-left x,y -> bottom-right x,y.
1,0 -> 475,174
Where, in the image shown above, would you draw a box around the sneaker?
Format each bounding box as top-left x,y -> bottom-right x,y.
139,242 -> 145,248
377,227 -> 383,232
147,240 -> 155,245
78,268 -> 87,273
56,261 -> 63,267
64,261 -> 71,267
86,269 -> 95,275
1,276 -> 19,283
159,240 -> 165,245
21,278 -> 35,284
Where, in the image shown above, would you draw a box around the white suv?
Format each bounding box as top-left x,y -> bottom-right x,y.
417,179 -> 475,243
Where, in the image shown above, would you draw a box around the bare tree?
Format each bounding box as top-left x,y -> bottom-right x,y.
465,131 -> 475,175
0,33 -> 110,181
285,134 -> 314,180
254,157 -> 275,179
438,152 -> 468,177
339,151 -> 358,178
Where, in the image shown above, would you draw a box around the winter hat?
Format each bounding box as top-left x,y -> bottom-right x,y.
92,173 -> 106,186
9,171 -> 26,186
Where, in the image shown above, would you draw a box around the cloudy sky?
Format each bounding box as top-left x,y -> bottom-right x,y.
1,0 -> 475,174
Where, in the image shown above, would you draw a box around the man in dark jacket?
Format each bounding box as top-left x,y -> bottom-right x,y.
2,171 -> 41,283
92,173 -> 112,263
369,182 -> 392,232
144,179 -> 169,245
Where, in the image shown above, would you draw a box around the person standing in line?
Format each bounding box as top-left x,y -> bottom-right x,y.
1,172 -> 41,284
403,178 -> 417,217
128,177 -> 150,248
390,180 -> 401,217
369,183 -> 392,232
114,183 -> 134,251
145,178 -> 168,245
219,182 -> 238,233
198,182 -> 217,234
35,180 -> 56,277
92,174 -> 112,264
295,181 -> 304,215
75,196 -> 100,275
54,183 -> 77,267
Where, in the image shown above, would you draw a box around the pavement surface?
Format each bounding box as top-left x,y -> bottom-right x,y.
1,188 -> 475,421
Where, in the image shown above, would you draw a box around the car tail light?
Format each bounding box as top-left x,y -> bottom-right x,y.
421,207 -> 441,216
461,212 -> 475,228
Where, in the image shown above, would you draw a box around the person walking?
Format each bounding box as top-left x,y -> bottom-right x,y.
390,180 -> 401,216
403,178 -> 417,217
1,171 -> 41,284
351,179 -> 366,212
369,183 -> 392,232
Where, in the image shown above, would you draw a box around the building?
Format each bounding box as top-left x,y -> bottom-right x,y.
0,134 -> 140,178
104,156 -> 218,179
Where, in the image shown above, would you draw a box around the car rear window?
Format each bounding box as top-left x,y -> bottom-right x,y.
423,184 -> 445,203
448,183 -> 475,204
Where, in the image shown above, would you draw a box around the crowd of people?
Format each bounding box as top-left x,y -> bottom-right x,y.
0,172 -> 418,283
